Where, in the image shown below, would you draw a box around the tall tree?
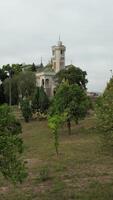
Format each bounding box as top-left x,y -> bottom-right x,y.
55,65 -> 88,89
3,76 -> 19,105
20,99 -> 32,122
32,86 -> 49,113
96,77 -> 113,154
0,69 -> 8,82
0,104 -> 27,183
17,71 -> 36,99
0,84 -> 5,104
49,82 -> 90,135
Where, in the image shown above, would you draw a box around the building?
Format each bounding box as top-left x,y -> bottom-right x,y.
36,40 -> 66,97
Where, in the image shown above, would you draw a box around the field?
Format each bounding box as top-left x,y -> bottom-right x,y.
0,111 -> 113,200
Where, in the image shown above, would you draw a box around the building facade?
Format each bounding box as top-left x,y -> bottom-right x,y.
36,40 -> 66,97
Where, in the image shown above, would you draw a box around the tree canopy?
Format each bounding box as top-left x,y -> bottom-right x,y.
55,65 -> 88,89
49,82 -> 90,134
17,71 -> 36,99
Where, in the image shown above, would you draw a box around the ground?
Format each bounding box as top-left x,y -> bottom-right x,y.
0,110 -> 113,200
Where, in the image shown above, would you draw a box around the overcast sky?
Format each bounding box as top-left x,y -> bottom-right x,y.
0,0 -> 113,92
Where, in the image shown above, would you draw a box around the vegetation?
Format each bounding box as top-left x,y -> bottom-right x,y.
96,77 -> 113,154
0,109 -> 112,199
0,63 -> 113,199
0,64 -> 37,105
0,105 -> 27,184
3,76 -> 19,105
20,99 -> 32,122
49,82 -> 90,133
17,71 -> 36,99
32,87 -> 49,114
55,65 -> 88,89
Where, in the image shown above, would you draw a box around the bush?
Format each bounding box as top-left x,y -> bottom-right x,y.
20,99 -> 32,122
0,104 -> 27,183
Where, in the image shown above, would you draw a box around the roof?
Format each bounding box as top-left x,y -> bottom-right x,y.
36,64 -> 55,73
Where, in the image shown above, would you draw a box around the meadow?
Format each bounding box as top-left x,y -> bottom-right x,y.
0,110 -> 113,200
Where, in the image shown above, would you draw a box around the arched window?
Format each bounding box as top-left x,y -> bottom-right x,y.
45,79 -> 49,87
42,79 -> 44,86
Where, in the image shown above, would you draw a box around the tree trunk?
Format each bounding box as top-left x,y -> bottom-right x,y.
67,119 -> 71,135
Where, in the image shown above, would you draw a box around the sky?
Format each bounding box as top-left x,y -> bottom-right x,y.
0,0 -> 113,92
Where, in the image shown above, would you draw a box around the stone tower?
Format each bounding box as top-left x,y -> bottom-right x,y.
52,40 -> 66,73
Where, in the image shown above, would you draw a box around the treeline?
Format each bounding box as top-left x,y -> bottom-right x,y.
0,63 -> 43,105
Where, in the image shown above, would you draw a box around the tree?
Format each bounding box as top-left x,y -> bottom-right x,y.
0,104 -> 27,183
0,68 -> 8,104
48,114 -> 66,155
55,65 -> 88,89
96,77 -> 113,154
32,86 -> 49,114
0,68 -> 8,82
49,82 -> 90,135
20,99 -> 32,122
17,71 -> 36,99
0,84 -> 5,104
3,76 -> 19,105
11,64 -> 22,75
2,64 -> 22,76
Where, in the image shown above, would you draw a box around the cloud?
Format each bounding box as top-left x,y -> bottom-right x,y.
0,0 -> 113,91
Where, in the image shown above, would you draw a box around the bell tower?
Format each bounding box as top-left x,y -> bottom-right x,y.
52,39 -> 66,73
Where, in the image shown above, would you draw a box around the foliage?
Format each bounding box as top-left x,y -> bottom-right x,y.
0,104 -> 27,184
32,86 -> 49,114
49,82 -> 90,135
55,65 -> 88,89
96,77 -> 113,154
18,71 -> 36,99
0,84 -> 5,104
11,64 -> 22,75
20,99 -> 32,122
3,76 -> 19,105
2,64 -> 22,76
0,69 -> 8,82
48,114 -> 67,155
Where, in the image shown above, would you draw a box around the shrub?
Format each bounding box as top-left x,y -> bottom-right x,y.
20,99 -> 32,122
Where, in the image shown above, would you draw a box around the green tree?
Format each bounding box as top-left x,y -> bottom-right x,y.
0,84 -> 5,104
2,64 -> 22,76
32,86 -> 49,114
0,68 -> 8,104
49,82 -> 90,135
0,104 -> 27,183
96,77 -> 113,154
0,68 -> 8,82
11,64 -> 22,75
48,114 -> 66,155
21,99 -> 32,122
3,76 -> 19,105
55,65 -> 88,89
18,71 -> 36,99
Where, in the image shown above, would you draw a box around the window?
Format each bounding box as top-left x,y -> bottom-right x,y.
42,79 -> 44,86
45,79 -> 49,87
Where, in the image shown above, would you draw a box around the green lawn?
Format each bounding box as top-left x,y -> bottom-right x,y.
0,112 -> 113,200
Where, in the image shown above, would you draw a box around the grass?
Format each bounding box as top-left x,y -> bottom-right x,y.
0,109 -> 113,199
